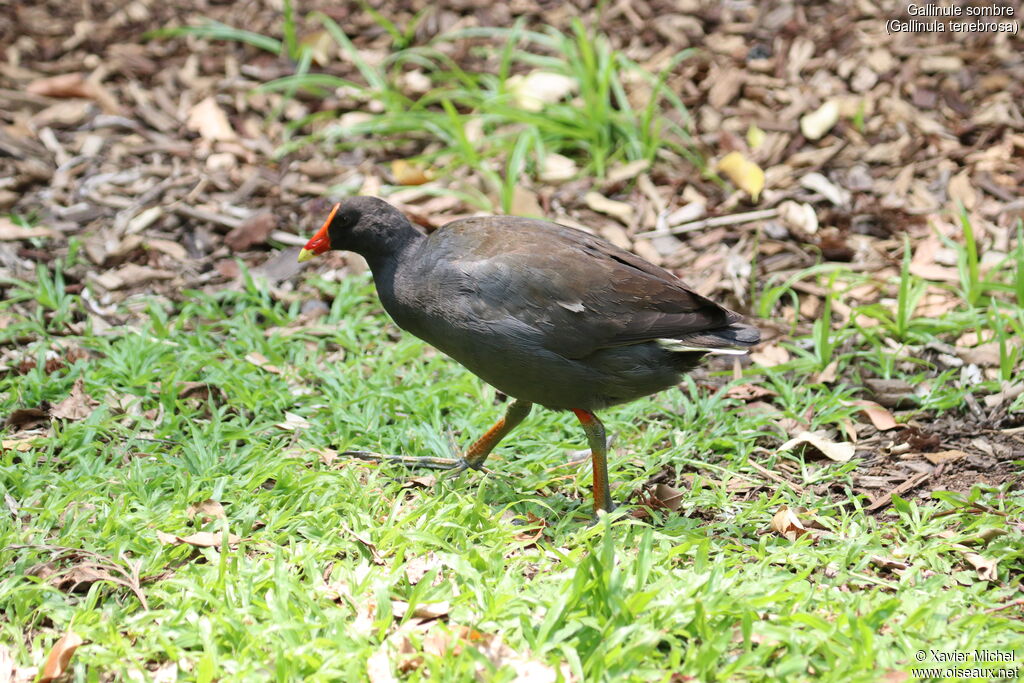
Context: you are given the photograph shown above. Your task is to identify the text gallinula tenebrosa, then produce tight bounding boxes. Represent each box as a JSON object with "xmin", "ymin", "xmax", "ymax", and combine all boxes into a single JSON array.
[{"xmin": 298, "ymin": 197, "xmax": 759, "ymax": 514}]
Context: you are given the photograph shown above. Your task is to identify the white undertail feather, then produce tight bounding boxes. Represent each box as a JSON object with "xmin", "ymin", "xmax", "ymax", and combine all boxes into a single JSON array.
[{"xmin": 655, "ymin": 339, "xmax": 750, "ymax": 355}]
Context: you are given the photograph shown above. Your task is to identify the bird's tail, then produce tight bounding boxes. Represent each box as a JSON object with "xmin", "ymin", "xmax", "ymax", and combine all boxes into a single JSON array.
[{"xmin": 656, "ymin": 321, "xmax": 760, "ymax": 356}]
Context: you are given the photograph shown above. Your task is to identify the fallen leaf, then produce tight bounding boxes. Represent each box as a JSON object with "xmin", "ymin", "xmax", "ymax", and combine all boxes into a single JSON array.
[
  {"xmin": 800, "ymin": 100, "xmax": 840, "ymax": 140},
  {"xmin": 956, "ymin": 342, "xmax": 1001, "ymax": 367},
  {"xmin": 750, "ymin": 343, "xmax": 790, "ymax": 367},
  {"xmin": 779, "ymin": 431, "xmax": 855, "ymax": 463},
  {"xmin": 512, "ymin": 513, "xmax": 548, "ymax": 545},
  {"xmin": 584, "ymin": 192, "xmax": 634, "ymax": 224},
  {"xmin": 746, "ymin": 124, "xmax": 765, "ymax": 149},
  {"xmin": 391, "ymin": 600, "xmax": 450, "ymax": 620},
  {"xmin": 717, "ymin": 152, "xmax": 765, "ymax": 201},
  {"xmin": 38, "ymin": 631, "xmax": 84, "ymax": 683},
  {"xmin": 51, "ymin": 378, "xmax": 97, "ymax": 421},
  {"xmin": 724, "ymin": 384, "xmax": 778, "ymax": 402},
  {"xmin": 4, "ymin": 408, "xmax": 49, "ymax": 431},
  {"xmin": 777, "ymin": 200, "xmax": 819, "ymax": 235},
  {"xmin": 26, "ymin": 73, "xmax": 119, "ymax": 113},
  {"xmin": 177, "ymin": 382, "xmax": 223, "ymax": 402},
  {"xmin": 187, "ymin": 97, "xmax": 237, "ymax": 142},
  {"xmin": 800, "ymin": 172, "xmax": 849, "ymax": 207},
  {"xmin": 770, "ymin": 505, "xmax": 810, "ymax": 541},
  {"xmin": 224, "ymin": 213, "xmax": 276, "ymax": 251},
  {"xmin": 506, "ymin": 71, "xmax": 576, "ymax": 111},
  {"xmin": 186, "ymin": 498, "xmax": 226, "ymax": 521},
  {"xmin": 923, "ymin": 450, "xmax": 967, "ymax": 465},
  {"xmin": 605, "ymin": 159, "xmax": 650, "ymax": 184},
  {"xmin": 401, "ymin": 475, "xmax": 437, "ymax": 489},
  {"xmin": 539, "ymin": 153, "xmax": 578, "ymax": 183},
  {"xmin": 2, "ymin": 435, "xmax": 40, "ymax": 452},
  {"xmin": 390, "ymin": 160, "xmax": 434, "ymax": 186},
  {"xmin": 0, "ymin": 217, "xmax": 57, "ymax": 240},
  {"xmin": 510, "ymin": 186, "xmax": 543, "ymax": 217},
  {"xmin": 813, "ymin": 360, "xmax": 840, "ymax": 383},
  {"xmin": 93, "ymin": 263, "xmax": 176, "ymax": 290},
  {"xmin": 849, "ymin": 400, "xmax": 898, "ymax": 430},
  {"xmin": 157, "ymin": 530, "xmax": 241, "ymax": 548},
  {"xmin": 963, "ymin": 552, "xmax": 998, "ymax": 581},
  {"xmin": 404, "ymin": 552, "xmax": 442, "ymax": 585},
  {"xmin": 366, "ymin": 647, "xmax": 398, "ymax": 683},
  {"xmin": 275, "ymin": 412, "xmax": 310, "ymax": 431},
  {"xmin": 245, "ymin": 352, "xmax": 281, "ymax": 374}
]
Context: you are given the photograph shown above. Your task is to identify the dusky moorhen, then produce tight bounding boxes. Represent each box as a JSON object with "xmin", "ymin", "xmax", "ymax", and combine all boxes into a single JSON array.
[{"xmin": 298, "ymin": 197, "xmax": 759, "ymax": 514}]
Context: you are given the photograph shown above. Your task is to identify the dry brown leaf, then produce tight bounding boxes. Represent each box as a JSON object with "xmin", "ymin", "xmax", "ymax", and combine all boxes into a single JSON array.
[
  {"xmin": 4, "ymin": 408, "xmax": 49, "ymax": 431},
  {"xmin": 652, "ymin": 483, "xmax": 685, "ymax": 512},
  {"xmin": 186, "ymin": 498, "xmax": 226, "ymax": 521},
  {"xmin": 813, "ymin": 360, "xmax": 840, "ymax": 384},
  {"xmin": 275, "ymin": 412, "xmax": 311, "ymax": 431},
  {"xmin": 38, "ymin": 631, "xmax": 84, "ymax": 683},
  {"xmin": 584, "ymin": 192, "xmax": 634, "ymax": 225},
  {"xmin": 404, "ymin": 552, "xmax": 442, "ymax": 585},
  {"xmin": 724, "ymin": 384, "xmax": 778, "ymax": 402},
  {"xmin": 717, "ymin": 152, "xmax": 764, "ymax": 201},
  {"xmin": 93, "ymin": 263, "xmax": 176, "ymax": 290},
  {"xmin": 850, "ymin": 400, "xmax": 898, "ymax": 431},
  {"xmin": 506, "ymin": 71, "xmax": 576, "ymax": 111},
  {"xmin": 956, "ymin": 342, "xmax": 1001, "ymax": 367},
  {"xmin": 510, "ymin": 187, "xmax": 543, "ymax": 217},
  {"xmin": 224, "ymin": 213, "xmax": 276, "ymax": 251},
  {"xmin": 366, "ymin": 647, "xmax": 398, "ymax": 683},
  {"xmin": 391, "ymin": 600, "xmax": 450, "ymax": 620},
  {"xmin": 770, "ymin": 505, "xmax": 810, "ymax": 541},
  {"xmin": 539, "ymin": 153, "xmax": 578, "ymax": 183},
  {"xmin": 2, "ymin": 435, "xmax": 41, "ymax": 452},
  {"xmin": 401, "ymin": 475, "xmax": 438, "ymax": 489},
  {"xmin": 157, "ymin": 530, "xmax": 241, "ymax": 548},
  {"xmin": 0, "ymin": 217, "xmax": 57, "ymax": 240},
  {"xmin": 177, "ymin": 382, "xmax": 222, "ymax": 402},
  {"xmin": 606, "ymin": 159, "xmax": 650, "ymax": 184},
  {"xmin": 513, "ymin": 512, "xmax": 548, "ymax": 545},
  {"xmin": 750, "ymin": 344, "xmax": 790, "ymax": 368},
  {"xmin": 963, "ymin": 552, "xmax": 998, "ymax": 581},
  {"xmin": 922, "ymin": 450, "xmax": 967, "ymax": 465},
  {"xmin": 245, "ymin": 352, "xmax": 281, "ymax": 374},
  {"xmin": 187, "ymin": 97, "xmax": 237, "ymax": 142},
  {"xmin": 50, "ymin": 378, "xmax": 97, "ymax": 421},
  {"xmin": 779, "ymin": 431, "xmax": 855, "ymax": 463},
  {"xmin": 27, "ymin": 73, "xmax": 89, "ymax": 97}
]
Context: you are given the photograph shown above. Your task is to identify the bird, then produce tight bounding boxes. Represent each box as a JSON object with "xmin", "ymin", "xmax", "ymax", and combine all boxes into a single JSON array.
[{"xmin": 298, "ymin": 196, "xmax": 759, "ymax": 515}]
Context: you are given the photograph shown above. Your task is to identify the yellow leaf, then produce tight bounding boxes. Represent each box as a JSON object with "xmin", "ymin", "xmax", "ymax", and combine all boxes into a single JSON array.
[
  {"xmin": 746, "ymin": 124, "xmax": 765, "ymax": 150},
  {"xmin": 391, "ymin": 160, "xmax": 433, "ymax": 186},
  {"xmin": 717, "ymin": 152, "xmax": 765, "ymax": 201}
]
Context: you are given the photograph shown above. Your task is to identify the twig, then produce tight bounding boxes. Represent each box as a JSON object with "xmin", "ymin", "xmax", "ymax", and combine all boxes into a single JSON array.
[
  {"xmin": 635, "ymin": 208, "xmax": 779, "ymax": 239},
  {"xmin": 865, "ymin": 465, "xmax": 943, "ymax": 512},
  {"xmin": 985, "ymin": 598, "xmax": 1024, "ymax": 615},
  {"xmin": 747, "ymin": 459, "xmax": 805, "ymax": 494}
]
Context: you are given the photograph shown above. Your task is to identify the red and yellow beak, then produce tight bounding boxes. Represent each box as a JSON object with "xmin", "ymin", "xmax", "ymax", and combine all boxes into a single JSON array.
[{"xmin": 297, "ymin": 203, "xmax": 339, "ymax": 263}]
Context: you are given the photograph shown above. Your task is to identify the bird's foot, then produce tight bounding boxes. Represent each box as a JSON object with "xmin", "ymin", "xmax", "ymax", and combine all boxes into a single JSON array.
[{"xmin": 340, "ymin": 450, "xmax": 489, "ymax": 475}]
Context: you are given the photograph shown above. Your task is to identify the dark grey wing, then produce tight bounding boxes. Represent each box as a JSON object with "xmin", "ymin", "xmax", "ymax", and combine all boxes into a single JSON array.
[{"xmin": 434, "ymin": 217, "xmax": 756, "ymax": 359}]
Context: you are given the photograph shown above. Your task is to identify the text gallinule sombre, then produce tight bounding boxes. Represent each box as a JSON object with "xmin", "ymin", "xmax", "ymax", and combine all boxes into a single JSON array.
[{"xmin": 299, "ymin": 197, "xmax": 759, "ymax": 515}]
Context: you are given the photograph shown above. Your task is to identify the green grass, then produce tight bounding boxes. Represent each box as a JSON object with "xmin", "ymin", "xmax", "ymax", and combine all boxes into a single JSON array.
[{"xmin": 2, "ymin": 263, "xmax": 1022, "ymax": 681}]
